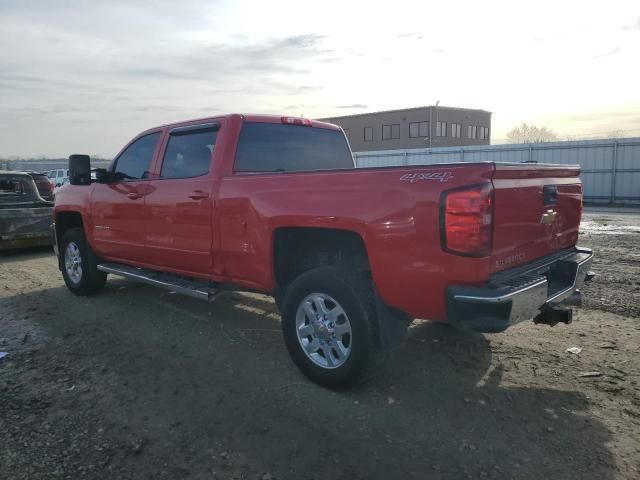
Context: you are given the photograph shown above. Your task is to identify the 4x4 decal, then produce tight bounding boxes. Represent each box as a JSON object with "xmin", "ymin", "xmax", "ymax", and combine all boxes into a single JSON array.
[{"xmin": 400, "ymin": 172, "xmax": 454, "ymax": 183}]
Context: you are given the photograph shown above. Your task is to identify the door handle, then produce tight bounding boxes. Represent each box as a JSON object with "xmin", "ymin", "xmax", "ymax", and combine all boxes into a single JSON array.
[
  {"xmin": 188, "ymin": 190, "xmax": 209, "ymax": 200},
  {"xmin": 127, "ymin": 192, "xmax": 142, "ymax": 200}
]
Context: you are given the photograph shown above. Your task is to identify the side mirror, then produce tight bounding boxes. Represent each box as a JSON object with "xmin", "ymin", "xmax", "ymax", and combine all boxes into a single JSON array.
[{"xmin": 69, "ymin": 154, "xmax": 91, "ymax": 185}]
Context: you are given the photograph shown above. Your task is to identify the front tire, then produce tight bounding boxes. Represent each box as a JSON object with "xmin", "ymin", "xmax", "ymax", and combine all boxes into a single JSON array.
[
  {"xmin": 281, "ymin": 266, "xmax": 381, "ymax": 389},
  {"xmin": 60, "ymin": 227, "xmax": 106, "ymax": 296}
]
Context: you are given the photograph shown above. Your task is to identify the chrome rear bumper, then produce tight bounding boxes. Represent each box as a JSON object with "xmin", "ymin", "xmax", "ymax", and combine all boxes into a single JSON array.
[{"xmin": 447, "ymin": 247, "xmax": 594, "ymax": 333}]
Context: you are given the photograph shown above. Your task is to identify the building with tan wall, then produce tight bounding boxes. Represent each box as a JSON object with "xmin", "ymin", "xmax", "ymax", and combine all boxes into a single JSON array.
[{"xmin": 319, "ymin": 105, "xmax": 491, "ymax": 152}]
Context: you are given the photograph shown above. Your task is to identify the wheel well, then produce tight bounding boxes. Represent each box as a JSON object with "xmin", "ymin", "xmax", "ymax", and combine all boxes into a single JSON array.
[
  {"xmin": 273, "ymin": 227, "xmax": 370, "ymax": 288},
  {"xmin": 55, "ymin": 211, "xmax": 83, "ymax": 244}
]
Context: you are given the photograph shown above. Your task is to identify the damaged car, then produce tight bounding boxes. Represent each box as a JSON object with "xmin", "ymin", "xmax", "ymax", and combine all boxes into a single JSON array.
[{"xmin": 0, "ymin": 171, "xmax": 54, "ymax": 251}]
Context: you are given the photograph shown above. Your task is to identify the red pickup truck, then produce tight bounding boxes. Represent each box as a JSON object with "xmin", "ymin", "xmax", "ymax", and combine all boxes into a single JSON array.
[{"xmin": 53, "ymin": 114, "xmax": 593, "ymax": 387}]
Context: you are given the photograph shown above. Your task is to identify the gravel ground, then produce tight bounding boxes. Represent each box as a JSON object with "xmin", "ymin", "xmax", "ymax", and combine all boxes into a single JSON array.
[{"xmin": 1, "ymin": 208, "xmax": 639, "ymax": 480}]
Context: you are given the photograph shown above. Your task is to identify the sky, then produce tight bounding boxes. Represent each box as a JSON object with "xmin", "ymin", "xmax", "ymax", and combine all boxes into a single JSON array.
[{"xmin": 0, "ymin": 0, "xmax": 639, "ymax": 158}]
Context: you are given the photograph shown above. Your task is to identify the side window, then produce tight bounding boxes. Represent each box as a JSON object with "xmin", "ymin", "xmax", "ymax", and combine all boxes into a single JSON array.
[
  {"xmin": 113, "ymin": 132, "xmax": 161, "ymax": 181},
  {"xmin": 160, "ymin": 128, "xmax": 217, "ymax": 179}
]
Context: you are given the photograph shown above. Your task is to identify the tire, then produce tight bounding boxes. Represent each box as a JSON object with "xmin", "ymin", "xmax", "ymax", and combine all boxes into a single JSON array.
[
  {"xmin": 281, "ymin": 266, "xmax": 381, "ymax": 389},
  {"xmin": 60, "ymin": 227, "xmax": 107, "ymax": 296}
]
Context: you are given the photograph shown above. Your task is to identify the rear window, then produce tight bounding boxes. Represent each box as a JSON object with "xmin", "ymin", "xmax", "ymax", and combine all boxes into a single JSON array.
[
  {"xmin": 234, "ymin": 122, "xmax": 353, "ymax": 173},
  {"xmin": 0, "ymin": 178, "xmax": 30, "ymax": 195}
]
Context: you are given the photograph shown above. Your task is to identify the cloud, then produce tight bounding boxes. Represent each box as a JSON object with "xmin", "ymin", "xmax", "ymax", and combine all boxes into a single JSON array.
[
  {"xmin": 593, "ymin": 46, "xmax": 621, "ymax": 59},
  {"xmin": 0, "ymin": 0, "xmax": 638, "ymax": 157},
  {"xmin": 0, "ymin": 1, "xmax": 334, "ymax": 157},
  {"xmin": 95, "ymin": 34, "xmax": 330, "ymax": 80},
  {"xmin": 396, "ymin": 32, "xmax": 424, "ymax": 40},
  {"xmin": 335, "ymin": 104, "xmax": 368, "ymax": 109},
  {"xmin": 623, "ymin": 17, "xmax": 640, "ymax": 31},
  {"xmin": 0, "ymin": 19, "xmax": 330, "ymax": 111},
  {"xmin": 564, "ymin": 110, "xmax": 640, "ymax": 123}
]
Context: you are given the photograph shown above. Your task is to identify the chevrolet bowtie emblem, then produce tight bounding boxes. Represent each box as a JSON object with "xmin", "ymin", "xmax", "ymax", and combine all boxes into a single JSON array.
[{"xmin": 540, "ymin": 209, "xmax": 558, "ymax": 225}]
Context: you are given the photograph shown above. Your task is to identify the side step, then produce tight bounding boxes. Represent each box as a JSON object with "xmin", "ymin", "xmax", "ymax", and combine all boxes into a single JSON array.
[{"xmin": 97, "ymin": 263, "xmax": 221, "ymax": 302}]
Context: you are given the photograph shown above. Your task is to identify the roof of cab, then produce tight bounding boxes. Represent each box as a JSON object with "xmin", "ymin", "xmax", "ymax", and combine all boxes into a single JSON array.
[{"xmin": 147, "ymin": 114, "xmax": 341, "ymax": 134}]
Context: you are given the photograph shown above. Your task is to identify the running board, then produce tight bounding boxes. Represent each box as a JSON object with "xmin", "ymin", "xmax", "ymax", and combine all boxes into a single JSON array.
[{"xmin": 97, "ymin": 263, "xmax": 221, "ymax": 302}]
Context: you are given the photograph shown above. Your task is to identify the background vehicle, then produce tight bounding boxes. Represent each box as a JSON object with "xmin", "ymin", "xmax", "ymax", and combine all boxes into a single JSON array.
[
  {"xmin": 0, "ymin": 171, "xmax": 53, "ymax": 250},
  {"xmin": 47, "ymin": 168, "xmax": 69, "ymax": 187},
  {"xmin": 53, "ymin": 176, "xmax": 70, "ymax": 195},
  {"xmin": 52, "ymin": 114, "xmax": 593, "ymax": 387},
  {"xmin": 24, "ymin": 170, "xmax": 55, "ymax": 201}
]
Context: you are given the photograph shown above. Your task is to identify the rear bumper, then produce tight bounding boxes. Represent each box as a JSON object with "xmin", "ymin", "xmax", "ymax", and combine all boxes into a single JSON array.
[
  {"xmin": 0, "ymin": 232, "xmax": 52, "ymax": 251},
  {"xmin": 447, "ymin": 247, "xmax": 594, "ymax": 333},
  {"xmin": 0, "ymin": 206, "xmax": 53, "ymax": 251}
]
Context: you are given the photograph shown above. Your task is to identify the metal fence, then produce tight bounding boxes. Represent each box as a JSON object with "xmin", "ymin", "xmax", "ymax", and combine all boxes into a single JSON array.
[
  {"xmin": 354, "ymin": 137, "xmax": 640, "ymax": 205},
  {"xmin": 3, "ymin": 138, "xmax": 639, "ymax": 204},
  {"xmin": 1, "ymin": 159, "xmax": 111, "ymax": 172}
]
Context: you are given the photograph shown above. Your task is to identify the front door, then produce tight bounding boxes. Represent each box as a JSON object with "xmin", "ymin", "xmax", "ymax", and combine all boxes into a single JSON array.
[
  {"xmin": 143, "ymin": 124, "xmax": 217, "ymax": 276},
  {"xmin": 91, "ymin": 131, "xmax": 161, "ymax": 262}
]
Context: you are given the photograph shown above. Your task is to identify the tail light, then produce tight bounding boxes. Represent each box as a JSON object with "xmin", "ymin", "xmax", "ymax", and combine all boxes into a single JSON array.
[
  {"xmin": 281, "ymin": 116, "xmax": 312, "ymax": 126},
  {"xmin": 578, "ymin": 183, "xmax": 584, "ymax": 225},
  {"xmin": 440, "ymin": 183, "xmax": 494, "ymax": 257}
]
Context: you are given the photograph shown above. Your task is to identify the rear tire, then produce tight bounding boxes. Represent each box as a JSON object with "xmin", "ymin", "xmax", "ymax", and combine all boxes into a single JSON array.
[
  {"xmin": 281, "ymin": 266, "xmax": 381, "ymax": 389},
  {"xmin": 60, "ymin": 227, "xmax": 107, "ymax": 296}
]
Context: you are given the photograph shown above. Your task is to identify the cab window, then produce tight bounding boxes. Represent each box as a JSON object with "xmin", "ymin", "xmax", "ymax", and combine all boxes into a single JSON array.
[
  {"xmin": 160, "ymin": 127, "xmax": 217, "ymax": 179},
  {"xmin": 113, "ymin": 132, "xmax": 161, "ymax": 181}
]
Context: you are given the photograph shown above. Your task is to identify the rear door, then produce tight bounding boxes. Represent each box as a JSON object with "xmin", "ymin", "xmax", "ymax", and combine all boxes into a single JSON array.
[
  {"xmin": 143, "ymin": 123, "xmax": 217, "ymax": 276},
  {"xmin": 489, "ymin": 163, "xmax": 582, "ymax": 273},
  {"xmin": 91, "ymin": 131, "xmax": 161, "ymax": 262}
]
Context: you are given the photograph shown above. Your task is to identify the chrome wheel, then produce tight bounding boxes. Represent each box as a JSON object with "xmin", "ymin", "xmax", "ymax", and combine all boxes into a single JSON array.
[
  {"xmin": 296, "ymin": 293, "xmax": 353, "ymax": 369},
  {"xmin": 64, "ymin": 242, "xmax": 83, "ymax": 284}
]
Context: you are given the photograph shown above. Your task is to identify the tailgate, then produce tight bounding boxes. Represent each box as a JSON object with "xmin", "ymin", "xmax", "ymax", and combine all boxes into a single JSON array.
[
  {"xmin": 0, "ymin": 206, "xmax": 53, "ymax": 239},
  {"xmin": 490, "ymin": 163, "xmax": 582, "ymax": 274}
]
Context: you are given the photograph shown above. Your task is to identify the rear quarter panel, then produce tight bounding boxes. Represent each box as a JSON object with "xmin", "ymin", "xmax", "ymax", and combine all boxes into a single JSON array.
[{"xmin": 217, "ymin": 163, "xmax": 495, "ymax": 320}]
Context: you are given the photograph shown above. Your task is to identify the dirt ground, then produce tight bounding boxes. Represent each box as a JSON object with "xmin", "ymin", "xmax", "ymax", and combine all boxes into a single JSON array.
[{"xmin": 1, "ymin": 208, "xmax": 639, "ymax": 480}]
